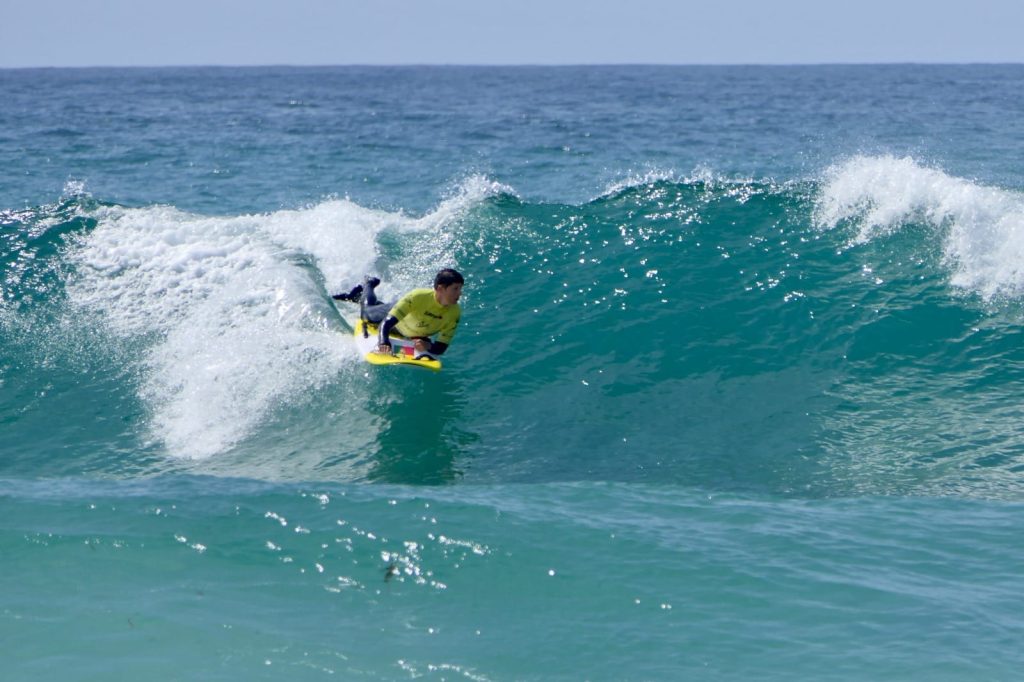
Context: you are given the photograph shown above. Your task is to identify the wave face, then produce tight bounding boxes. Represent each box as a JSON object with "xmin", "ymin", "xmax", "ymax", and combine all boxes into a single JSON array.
[{"xmin": 3, "ymin": 157, "xmax": 1024, "ymax": 497}]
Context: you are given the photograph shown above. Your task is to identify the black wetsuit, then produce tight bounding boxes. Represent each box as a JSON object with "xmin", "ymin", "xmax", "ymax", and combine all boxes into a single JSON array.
[{"xmin": 359, "ymin": 279, "xmax": 392, "ymax": 324}]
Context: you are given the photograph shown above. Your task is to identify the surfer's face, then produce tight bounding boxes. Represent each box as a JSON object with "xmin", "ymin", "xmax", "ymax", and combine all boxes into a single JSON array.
[{"xmin": 435, "ymin": 282, "xmax": 463, "ymax": 306}]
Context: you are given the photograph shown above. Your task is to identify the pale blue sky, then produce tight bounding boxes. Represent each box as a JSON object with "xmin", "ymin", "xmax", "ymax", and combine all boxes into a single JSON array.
[{"xmin": 3, "ymin": 0, "xmax": 1023, "ymax": 68}]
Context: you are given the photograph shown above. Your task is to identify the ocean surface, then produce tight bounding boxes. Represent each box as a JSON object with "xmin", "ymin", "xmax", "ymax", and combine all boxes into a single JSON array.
[{"xmin": 3, "ymin": 65, "xmax": 1024, "ymax": 680}]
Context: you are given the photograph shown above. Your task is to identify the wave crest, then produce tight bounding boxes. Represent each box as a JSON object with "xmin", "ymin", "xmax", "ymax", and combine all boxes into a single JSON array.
[{"xmin": 814, "ymin": 154, "xmax": 1024, "ymax": 301}]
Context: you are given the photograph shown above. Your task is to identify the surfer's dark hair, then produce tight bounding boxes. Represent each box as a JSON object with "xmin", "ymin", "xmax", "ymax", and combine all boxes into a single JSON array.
[{"xmin": 434, "ymin": 268, "xmax": 464, "ymax": 288}]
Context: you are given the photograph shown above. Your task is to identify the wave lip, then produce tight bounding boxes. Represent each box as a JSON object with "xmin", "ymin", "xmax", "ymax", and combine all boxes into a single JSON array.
[
  {"xmin": 410, "ymin": 174, "xmax": 517, "ymax": 232},
  {"xmin": 815, "ymin": 154, "xmax": 1024, "ymax": 301}
]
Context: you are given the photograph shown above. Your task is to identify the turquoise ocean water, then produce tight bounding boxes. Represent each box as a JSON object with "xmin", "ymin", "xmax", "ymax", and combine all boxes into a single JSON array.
[{"xmin": 3, "ymin": 65, "xmax": 1024, "ymax": 679}]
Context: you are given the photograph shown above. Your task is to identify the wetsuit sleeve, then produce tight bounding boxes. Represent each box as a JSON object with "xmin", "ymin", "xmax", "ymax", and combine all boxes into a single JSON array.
[
  {"xmin": 378, "ymin": 315, "xmax": 399, "ymax": 347},
  {"xmin": 378, "ymin": 290, "xmax": 415, "ymax": 347},
  {"xmin": 427, "ymin": 341, "xmax": 448, "ymax": 355}
]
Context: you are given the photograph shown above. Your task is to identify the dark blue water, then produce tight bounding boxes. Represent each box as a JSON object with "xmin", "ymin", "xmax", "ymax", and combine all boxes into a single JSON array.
[{"xmin": 3, "ymin": 65, "xmax": 1024, "ymax": 680}]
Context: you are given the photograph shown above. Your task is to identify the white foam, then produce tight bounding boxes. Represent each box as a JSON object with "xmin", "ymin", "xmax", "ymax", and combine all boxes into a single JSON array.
[
  {"xmin": 62, "ymin": 181, "xmax": 498, "ymax": 459},
  {"xmin": 814, "ymin": 155, "xmax": 1024, "ymax": 301},
  {"xmin": 140, "ymin": 272, "xmax": 347, "ymax": 460},
  {"xmin": 64, "ymin": 199, "xmax": 399, "ymax": 458}
]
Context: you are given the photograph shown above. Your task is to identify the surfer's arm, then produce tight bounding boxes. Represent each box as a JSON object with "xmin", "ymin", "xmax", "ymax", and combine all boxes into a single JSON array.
[
  {"xmin": 423, "ymin": 340, "xmax": 448, "ymax": 355},
  {"xmin": 377, "ymin": 315, "xmax": 399, "ymax": 352},
  {"xmin": 377, "ymin": 290, "xmax": 418, "ymax": 352}
]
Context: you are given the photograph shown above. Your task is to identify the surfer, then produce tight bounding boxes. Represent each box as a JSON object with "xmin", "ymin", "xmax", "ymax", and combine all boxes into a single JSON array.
[{"xmin": 333, "ymin": 269, "xmax": 464, "ymax": 356}]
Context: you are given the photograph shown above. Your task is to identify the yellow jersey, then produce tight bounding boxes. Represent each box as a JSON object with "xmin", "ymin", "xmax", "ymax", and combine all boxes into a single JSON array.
[{"xmin": 389, "ymin": 288, "xmax": 461, "ymax": 344}]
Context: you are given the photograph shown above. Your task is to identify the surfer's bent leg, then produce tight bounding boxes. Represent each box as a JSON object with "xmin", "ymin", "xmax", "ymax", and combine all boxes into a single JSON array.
[
  {"xmin": 332, "ymin": 276, "xmax": 383, "ymax": 304},
  {"xmin": 359, "ymin": 277, "xmax": 393, "ymax": 322},
  {"xmin": 362, "ymin": 302, "xmax": 393, "ymax": 323},
  {"xmin": 362, "ymin": 276, "xmax": 383, "ymax": 305}
]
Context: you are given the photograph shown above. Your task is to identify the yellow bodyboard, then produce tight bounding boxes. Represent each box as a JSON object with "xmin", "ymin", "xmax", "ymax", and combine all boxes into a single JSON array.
[{"xmin": 353, "ymin": 320, "xmax": 442, "ymax": 372}]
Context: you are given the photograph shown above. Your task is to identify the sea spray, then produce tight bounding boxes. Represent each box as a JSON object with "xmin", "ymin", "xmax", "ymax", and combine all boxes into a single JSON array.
[{"xmin": 815, "ymin": 154, "xmax": 1024, "ymax": 301}]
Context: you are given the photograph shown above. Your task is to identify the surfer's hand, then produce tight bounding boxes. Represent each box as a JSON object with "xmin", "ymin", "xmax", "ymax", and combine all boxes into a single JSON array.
[{"xmin": 376, "ymin": 344, "xmax": 393, "ymax": 355}]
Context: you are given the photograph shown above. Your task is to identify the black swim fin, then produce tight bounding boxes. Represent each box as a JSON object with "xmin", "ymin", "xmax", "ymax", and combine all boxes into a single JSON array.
[{"xmin": 332, "ymin": 284, "xmax": 364, "ymax": 302}]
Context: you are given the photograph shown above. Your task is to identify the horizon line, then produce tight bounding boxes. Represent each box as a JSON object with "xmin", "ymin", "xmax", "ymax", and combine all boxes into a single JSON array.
[{"xmin": 4, "ymin": 60, "xmax": 1024, "ymax": 71}]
